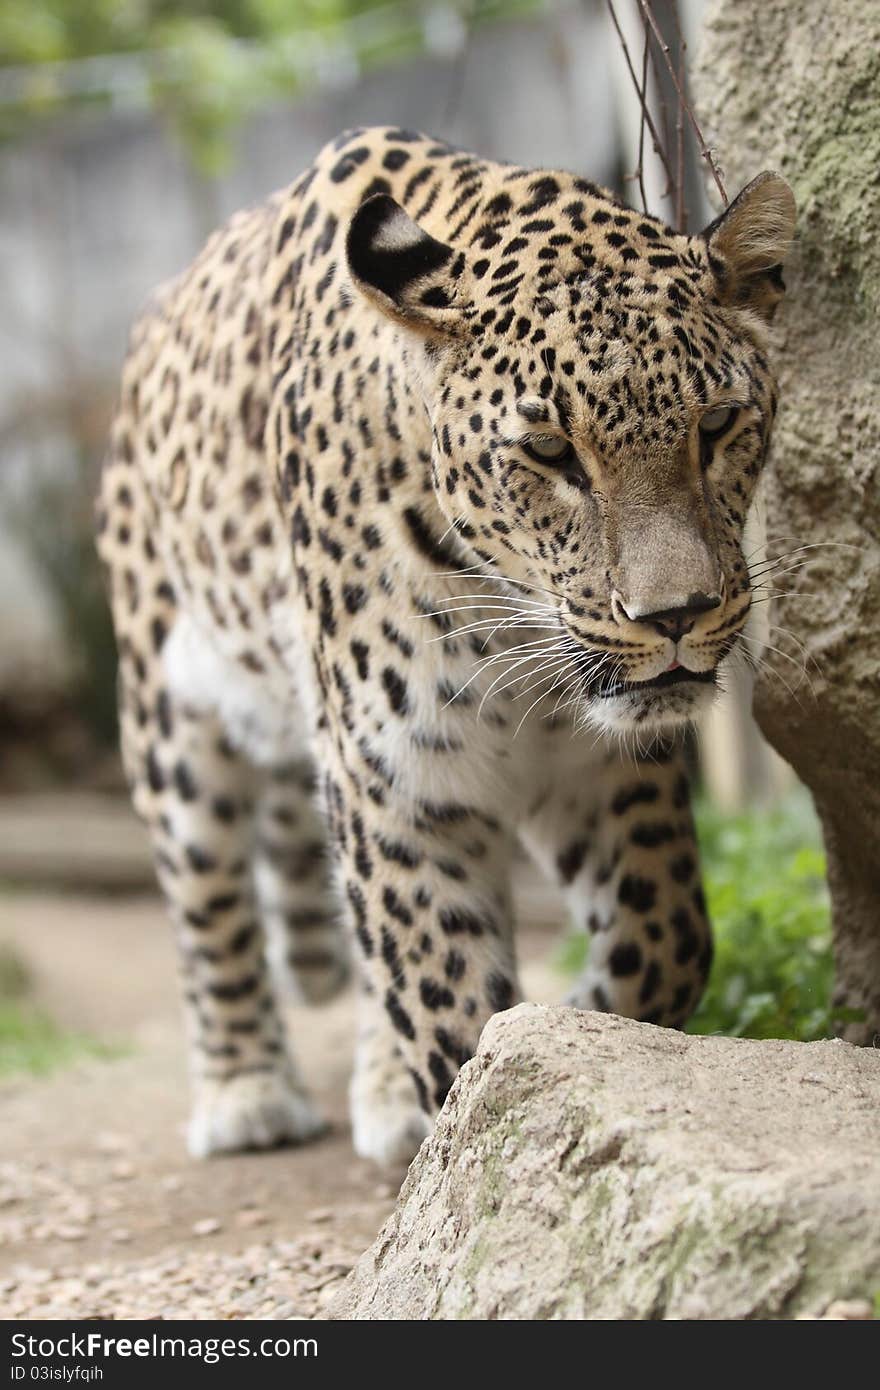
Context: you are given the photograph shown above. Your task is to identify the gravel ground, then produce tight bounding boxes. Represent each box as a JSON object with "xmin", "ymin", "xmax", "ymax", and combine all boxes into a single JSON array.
[
  {"xmin": 2, "ymin": 1237, "xmax": 362, "ymax": 1320},
  {"xmin": 0, "ymin": 883, "xmax": 560, "ymax": 1321},
  {"xmin": 0, "ymin": 890, "xmax": 405, "ymax": 1320}
]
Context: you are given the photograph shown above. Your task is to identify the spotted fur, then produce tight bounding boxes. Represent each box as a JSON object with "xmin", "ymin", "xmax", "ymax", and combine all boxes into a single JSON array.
[{"xmin": 97, "ymin": 129, "xmax": 795, "ymax": 1163}]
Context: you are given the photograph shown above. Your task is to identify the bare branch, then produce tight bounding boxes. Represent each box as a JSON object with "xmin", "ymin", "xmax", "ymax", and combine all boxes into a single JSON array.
[
  {"xmin": 637, "ymin": 0, "xmax": 729, "ymax": 208},
  {"xmin": 636, "ymin": 18, "xmax": 649, "ymax": 214},
  {"xmin": 673, "ymin": 1, "xmax": 686, "ymax": 230},
  {"xmin": 646, "ymin": 25, "xmax": 672, "ymax": 201},
  {"xmin": 605, "ymin": 1, "xmax": 676, "ymax": 198}
]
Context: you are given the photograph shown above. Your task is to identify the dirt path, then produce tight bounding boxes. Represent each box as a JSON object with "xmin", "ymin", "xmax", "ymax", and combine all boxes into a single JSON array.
[{"xmin": 0, "ymin": 881, "xmax": 562, "ymax": 1319}]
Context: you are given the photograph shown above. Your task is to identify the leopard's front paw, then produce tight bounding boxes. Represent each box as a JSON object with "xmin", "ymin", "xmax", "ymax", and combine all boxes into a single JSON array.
[
  {"xmin": 188, "ymin": 1071, "xmax": 326, "ymax": 1158},
  {"xmin": 350, "ymin": 1091, "xmax": 432, "ymax": 1168}
]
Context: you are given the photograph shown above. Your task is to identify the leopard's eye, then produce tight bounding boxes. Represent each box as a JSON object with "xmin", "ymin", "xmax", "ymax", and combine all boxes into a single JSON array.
[
  {"xmin": 523, "ymin": 434, "xmax": 574, "ymax": 466},
  {"xmin": 699, "ymin": 405, "xmax": 738, "ymax": 438}
]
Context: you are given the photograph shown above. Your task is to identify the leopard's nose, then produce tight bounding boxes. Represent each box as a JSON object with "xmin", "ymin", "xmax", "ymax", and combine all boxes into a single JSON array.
[{"xmin": 617, "ymin": 592, "xmax": 722, "ymax": 642}]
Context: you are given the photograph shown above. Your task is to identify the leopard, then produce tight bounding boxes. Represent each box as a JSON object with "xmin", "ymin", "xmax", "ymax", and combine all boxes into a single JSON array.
[{"xmin": 96, "ymin": 126, "xmax": 796, "ymax": 1167}]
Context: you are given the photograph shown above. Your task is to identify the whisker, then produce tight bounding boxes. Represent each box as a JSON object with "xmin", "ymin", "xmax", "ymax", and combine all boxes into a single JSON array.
[
  {"xmin": 476, "ymin": 647, "xmax": 571, "ymax": 715},
  {"xmin": 740, "ymin": 632, "xmax": 813, "ymax": 700},
  {"xmin": 509, "ymin": 653, "xmax": 579, "ymax": 704},
  {"xmin": 768, "ymin": 623, "xmax": 823, "ymax": 679},
  {"xmin": 430, "ymin": 592, "xmax": 555, "ymax": 610},
  {"xmin": 513, "ymin": 659, "xmax": 582, "ymax": 737},
  {"xmin": 438, "ymin": 559, "xmax": 565, "ymax": 606}
]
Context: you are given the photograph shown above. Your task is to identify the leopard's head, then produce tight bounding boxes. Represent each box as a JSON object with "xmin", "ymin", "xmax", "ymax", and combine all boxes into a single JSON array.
[{"xmin": 346, "ymin": 169, "xmax": 795, "ymax": 734}]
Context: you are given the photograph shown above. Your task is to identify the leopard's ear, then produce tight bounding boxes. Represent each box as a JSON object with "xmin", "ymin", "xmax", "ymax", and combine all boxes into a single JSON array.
[
  {"xmin": 346, "ymin": 194, "xmax": 463, "ymax": 335},
  {"xmin": 702, "ymin": 172, "xmax": 796, "ymax": 321}
]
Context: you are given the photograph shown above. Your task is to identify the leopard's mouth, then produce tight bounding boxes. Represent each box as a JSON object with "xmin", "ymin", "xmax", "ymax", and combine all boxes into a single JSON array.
[{"xmin": 595, "ymin": 666, "xmax": 717, "ymax": 700}]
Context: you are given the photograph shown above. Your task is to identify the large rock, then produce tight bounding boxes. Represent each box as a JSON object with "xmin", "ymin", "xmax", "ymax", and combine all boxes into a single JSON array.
[
  {"xmin": 695, "ymin": 0, "xmax": 880, "ymax": 1041},
  {"xmin": 328, "ymin": 1005, "xmax": 880, "ymax": 1319}
]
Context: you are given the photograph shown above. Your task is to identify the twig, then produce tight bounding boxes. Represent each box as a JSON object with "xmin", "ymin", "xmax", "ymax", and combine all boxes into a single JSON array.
[
  {"xmin": 646, "ymin": 21, "xmax": 672, "ymax": 200},
  {"xmin": 636, "ymin": 18, "xmax": 649, "ymax": 213},
  {"xmin": 605, "ymin": 1, "xmax": 676, "ymax": 198},
  {"xmin": 673, "ymin": 0, "xmax": 685, "ymax": 229},
  {"xmin": 637, "ymin": 0, "xmax": 728, "ymax": 207}
]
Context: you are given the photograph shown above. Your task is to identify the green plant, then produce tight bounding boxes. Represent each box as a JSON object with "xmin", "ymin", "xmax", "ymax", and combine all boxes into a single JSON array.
[
  {"xmin": 0, "ymin": 1002, "xmax": 125, "ymax": 1077},
  {"xmin": 0, "ymin": 941, "xmax": 126, "ymax": 1076},
  {"xmin": 0, "ymin": 0, "xmax": 544, "ymax": 174},
  {"xmin": 686, "ymin": 790, "xmax": 840, "ymax": 1040}
]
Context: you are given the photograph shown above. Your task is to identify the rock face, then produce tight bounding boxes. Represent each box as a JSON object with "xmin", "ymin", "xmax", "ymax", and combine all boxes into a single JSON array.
[
  {"xmin": 328, "ymin": 1005, "xmax": 880, "ymax": 1320},
  {"xmin": 695, "ymin": 1, "xmax": 880, "ymax": 1042}
]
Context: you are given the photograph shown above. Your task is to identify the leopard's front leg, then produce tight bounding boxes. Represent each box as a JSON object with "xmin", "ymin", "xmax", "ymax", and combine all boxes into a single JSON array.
[
  {"xmin": 523, "ymin": 743, "xmax": 713, "ymax": 1028},
  {"xmin": 329, "ymin": 766, "xmax": 520, "ymax": 1165}
]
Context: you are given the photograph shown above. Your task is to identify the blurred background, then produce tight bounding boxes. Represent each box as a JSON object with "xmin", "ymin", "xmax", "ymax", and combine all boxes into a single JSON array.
[{"xmin": 0, "ymin": 0, "xmax": 829, "ymax": 1091}]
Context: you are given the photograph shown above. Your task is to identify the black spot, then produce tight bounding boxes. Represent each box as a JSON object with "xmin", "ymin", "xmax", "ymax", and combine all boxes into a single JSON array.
[
  {"xmin": 146, "ymin": 745, "xmax": 164, "ymax": 793},
  {"xmin": 351, "ymin": 812, "xmax": 373, "ymax": 880},
  {"xmin": 638, "ymin": 960, "xmax": 661, "ymax": 1003},
  {"xmin": 186, "ymin": 844, "xmax": 216, "ymax": 874},
  {"xmin": 612, "ymin": 783, "xmax": 660, "ymax": 816},
  {"xmin": 672, "ymin": 774, "xmax": 690, "ymax": 809},
  {"xmin": 383, "ymin": 147, "xmax": 410, "ymax": 171},
  {"xmin": 410, "ymin": 1067, "xmax": 430, "ymax": 1114},
  {"xmin": 609, "ymin": 942, "xmax": 643, "ymax": 977},
  {"xmin": 377, "ymin": 837, "xmax": 421, "ymax": 869},
  {"xmin": 671, "ymin": 907, "xmax": 700, "ymax": 965},
  {"xmin": 385, "ymin": 988, "xmax": 415, "ymax": 1040},
  {"xmin": 343, "ymin": 583, "xmax": 368, "ymax": 614},
  {"xmin": 318, "ymin": 577, "xmax": 336, "ymax": 636},
  {"xmin": 276, "ymin": 215, "xmax": 296, "ymax": 252},
  {"xmin": 486, "ymin": 972, "xmax": 514, "ymax": 1011},
  {"xmin": 402, "ymin": 505, "xmax": 466, "ymax": 571},
  {"xmin": 421, "ymin": 285, "xmax": 449, "ymax": 308},
  {"xmin": 331, "ymin": 145, "xmax": 370, "ymax": 183},
  {"xmin": 439, "ymin": 906, "xmax": 488, "ymax": 936},
  {"xmin": 630, "ymin": 821, "xmax": 676, "ymax": 849},
  {"xmin": 151, "ymin": 618, "xmax": 167, "ymax": 654},
  {"xmin": 556, "ymin": 839, "xmax": 589, "ymax": 884},
  {"xmin": 229, "ymin": 924, "xmax": 257, "ymax": 955},
  {"xmin": 672, "ymin": 982, "xmax": 692, "ymax": 1013},
  {"xmin": 206, "ymin": 892, "xmax": 239, "ymax": 914},
  {"xmin": 156, "ymin": 690, "xmax": 173, "ymax": 739},
  {"xmin": 383, "ymin": 885, "xmax": 413, "ymax": 926},
  {"xmin": 434, "ymin": 1027, "xmax": 471, "ymax": 1067},
  {"xmin": 427, "ymin": 1050, "xmax": 453, "ymax": 1105},
  {"xmin": 350, "ymin": 639, "xmax": 370, "ymax": 680},
  {"xmin": 419, "ymin": 801, "xmax": 473, "ymax": 824},
  {"xmin": 291, "ymin": 505, "xmax": 311, "ymax": 547},
  {"xmin": 207, "ymin": 974, "xmax": 258, "ymax": 1002},
  {"xmin": 670, "ymin": 852, "xmax": 695, "ymax": 883},
  {"xmin": 173, "ymin": 761, "xmax": 198, "ymax": 802},
  {"xmin": 421, "ymin": 978, "xmax": 454, "ymax": 1010},
  {"xmin": 444, "ymin": 949, "xmax": 466, "ymax": 981},
  {"xmin": 618, "ymin": 874, "xmax": 657, "ymax": 913},
  {"xmin": 381, "ymin": 926, "xmax": 406, "ymax": 989},
  {"xmin": 381, "ymin": 666, "xmax": 409, "ymax": 715}
]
